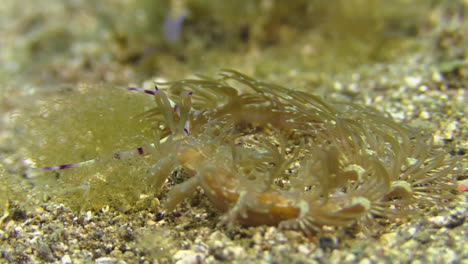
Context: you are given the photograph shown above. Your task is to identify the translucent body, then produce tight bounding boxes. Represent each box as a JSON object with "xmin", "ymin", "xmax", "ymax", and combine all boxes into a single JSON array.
[{"xmin": 142, "ymin": 70, "xmax": 459, "ymax": 233}]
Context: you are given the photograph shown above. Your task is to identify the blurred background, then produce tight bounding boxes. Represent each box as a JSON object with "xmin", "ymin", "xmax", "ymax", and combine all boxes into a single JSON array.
[{"xmin": 1, "ymin": 0, "xmax": 465, "ymax": 87}]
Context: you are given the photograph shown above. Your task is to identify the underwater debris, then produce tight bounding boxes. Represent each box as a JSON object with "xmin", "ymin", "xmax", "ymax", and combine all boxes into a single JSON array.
[
  {"xmin": 26, "ymin": 70, "xmax": 461, "ymax": 234},
  {"xmin": 163, "ymin": 14, "xmax": 186, "ymax": 43},
  {"xmin": 163, "ymin": 0, "xmax": 187, "ymax": 43}
]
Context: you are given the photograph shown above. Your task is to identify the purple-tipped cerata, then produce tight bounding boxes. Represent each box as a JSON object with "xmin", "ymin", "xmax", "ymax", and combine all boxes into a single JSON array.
[
  {"xmin": 39, "ymin": 163, "xmax": 80, "ymax": 171},
  {"xmin": 137, "ymin": 147, "xmax": 145, "ymax": 155},
  {"xmin": 128, "ymin": 87, "xmax": 156, "ymax": 96}
]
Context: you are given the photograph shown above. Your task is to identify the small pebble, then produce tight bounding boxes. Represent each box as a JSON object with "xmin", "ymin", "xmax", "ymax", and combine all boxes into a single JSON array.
[
  {"xmin": 173, "ymin": 250, "xmax": 204, "ymax": 264},
  {"xmin": 61, "ymin": 254, "xmax": 72, "ymax": 264},
  {"xmin": 429, "ymin": 216, "xmax": 448, "ymax": 228}
]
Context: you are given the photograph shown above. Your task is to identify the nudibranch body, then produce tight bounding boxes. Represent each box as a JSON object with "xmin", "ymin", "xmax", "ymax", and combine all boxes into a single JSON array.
[{"xmin": 33, "ymin": 70, "xmax": 460, "ymax": 234}]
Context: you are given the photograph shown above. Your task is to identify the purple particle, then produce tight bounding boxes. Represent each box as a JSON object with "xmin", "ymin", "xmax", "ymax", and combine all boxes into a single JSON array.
[
  {"xmin": 163, "ymin": 14, "xmax": 185, "ymax": 43},
  {"xmin": 137, "ymin": 147, "xmax": 144, "ymax": 155}
]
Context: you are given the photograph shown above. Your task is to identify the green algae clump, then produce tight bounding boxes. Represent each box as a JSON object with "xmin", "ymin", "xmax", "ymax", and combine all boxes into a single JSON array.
[{"xmin": 17, "ymin": 85, "xmax": 158, "ymax": 210}]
